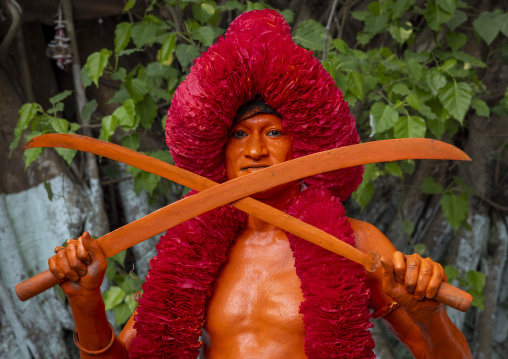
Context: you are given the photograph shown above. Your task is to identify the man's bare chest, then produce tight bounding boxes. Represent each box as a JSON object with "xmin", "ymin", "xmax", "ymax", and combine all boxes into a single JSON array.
[{"xmin": 204, "ymin": 227, "xmax": 305, "ymax": 353}]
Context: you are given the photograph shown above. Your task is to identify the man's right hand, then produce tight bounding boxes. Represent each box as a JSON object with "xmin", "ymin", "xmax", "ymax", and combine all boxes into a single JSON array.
[{"xmin": 48, "ymin": 231, "xmax": 107, "ymax": 298}]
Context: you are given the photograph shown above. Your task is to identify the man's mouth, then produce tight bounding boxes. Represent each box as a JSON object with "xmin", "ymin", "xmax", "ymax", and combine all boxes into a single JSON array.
[{"xmin": 241, "ymin": 165, "xmax": 269, "ymax": 172}]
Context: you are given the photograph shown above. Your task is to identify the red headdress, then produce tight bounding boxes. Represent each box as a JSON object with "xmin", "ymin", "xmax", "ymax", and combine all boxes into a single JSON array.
[
  {"xmin": 165, "ymin": 9, "xmax": 363, "ymax": 200},
  {"xmin": 130, "ymin": 10, "xmax": 374, "ymax": 358}
]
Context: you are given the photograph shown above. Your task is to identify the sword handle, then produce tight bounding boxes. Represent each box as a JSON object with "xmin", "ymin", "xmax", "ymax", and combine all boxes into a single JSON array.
[
  {"xmin": 435, "ymin": 282, "xmax": 473, "ymax": 312},
  {"xmin": 15, "ymin": 269, "xmax": 62, "ymax": 301}
]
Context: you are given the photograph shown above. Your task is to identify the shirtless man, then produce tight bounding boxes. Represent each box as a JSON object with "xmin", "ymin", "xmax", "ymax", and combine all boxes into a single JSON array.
[{"xmin": 47, "ymin": 10, "xmax": 472, "ymax": 359}]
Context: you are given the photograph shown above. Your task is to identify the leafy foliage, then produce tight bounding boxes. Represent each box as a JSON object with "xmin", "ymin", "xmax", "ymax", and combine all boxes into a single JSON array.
[{"xmin": 11, "ymin": 0, "xmax": 507, "ymax": 324}]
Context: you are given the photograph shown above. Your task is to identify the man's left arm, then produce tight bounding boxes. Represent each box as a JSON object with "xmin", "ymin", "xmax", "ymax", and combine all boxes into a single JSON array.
[{"xmin": 348, "ymin": 218, "xmax": 472, "ymax": 359}]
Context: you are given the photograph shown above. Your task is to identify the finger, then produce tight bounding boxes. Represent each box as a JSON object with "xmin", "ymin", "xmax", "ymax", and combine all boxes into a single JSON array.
[
  {"xmin": 48, "ymin": 256, "xmax": 65, "ymax": 280},
  {"xmin": 392, "ymin": 251, "xmax": 406, "ymax": 283},
  {"xmin": 66, "ymin": 241, "xmax": 87, "ymax": 276},
  {"xmin": 405, "ymin": 254, "xmax": 422, "ymax": 293},
  {"xmin": 380, "ymin": 256, "xmax": 397, "ymax": 293},
  {"xmin": 76, "ymin": 237, "xmax": 92, "ymax": 265},
  {"xmin": 414, "ymin": 258, "xmax": 433, "ymax": 300},
  {"xmin": 56, "ymin": 249, "xmax": 80, "ymax": 282},
  {"xmin": 426, "ymin": 260, "xmax": 444, "ymax": 299},
  {"xmin": 80, "ymin": 232, "xmax": 107, "ymax": 273}
]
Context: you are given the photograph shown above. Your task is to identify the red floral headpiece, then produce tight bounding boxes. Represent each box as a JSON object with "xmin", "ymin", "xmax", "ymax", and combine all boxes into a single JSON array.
[{"xmin": 166, "ymin": 9, "xmax": 363, "ymax": 200}]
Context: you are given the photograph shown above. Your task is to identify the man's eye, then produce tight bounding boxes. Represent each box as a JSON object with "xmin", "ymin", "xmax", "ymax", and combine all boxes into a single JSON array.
[
  {"xmin": 266, "ymin": 130, "xmax": 282, "ymax": 137},
  {"xmin": 231, "ymin": 131, "xmax": 247, "ymax": 139}
]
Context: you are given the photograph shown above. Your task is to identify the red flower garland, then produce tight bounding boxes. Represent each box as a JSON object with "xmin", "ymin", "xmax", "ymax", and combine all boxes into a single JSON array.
[{"xmin": 131, "ymin": 9, "xmax": 375, "ymax": 358}]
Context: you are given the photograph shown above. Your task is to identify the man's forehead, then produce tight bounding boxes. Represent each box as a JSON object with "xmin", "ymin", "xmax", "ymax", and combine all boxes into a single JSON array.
[{"xmin": 234, "ymin": 97, "xmax": 282, "ymax": 123}]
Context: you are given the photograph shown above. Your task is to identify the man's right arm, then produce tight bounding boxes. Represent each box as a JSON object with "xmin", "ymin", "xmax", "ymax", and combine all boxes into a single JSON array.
[{"xmin": 48, "ymin": 232, "xmax": 134, "ymax": 358}]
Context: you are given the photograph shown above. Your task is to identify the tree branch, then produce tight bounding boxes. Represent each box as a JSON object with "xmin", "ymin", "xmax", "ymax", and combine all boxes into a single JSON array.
[{"xmin": 322, "ymin": 0, "xmax": 340, "ymax": 61}]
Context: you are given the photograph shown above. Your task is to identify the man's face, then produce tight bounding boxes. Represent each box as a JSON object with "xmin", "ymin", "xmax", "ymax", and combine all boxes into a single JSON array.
[{"xmin": 225, "ymin": 113, "xmax": 293, "ymax": 181}]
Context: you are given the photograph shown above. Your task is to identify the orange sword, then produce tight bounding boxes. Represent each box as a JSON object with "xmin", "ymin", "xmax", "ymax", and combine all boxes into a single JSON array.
[{"xmin": 15, "ymin": 134, "xmax": 472, "ymax": 311}]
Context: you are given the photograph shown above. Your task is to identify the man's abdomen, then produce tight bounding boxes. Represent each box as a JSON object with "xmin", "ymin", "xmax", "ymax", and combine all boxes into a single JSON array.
[{"xmin": 203, "ymin": 228, "xmax": 306, "ymax": 358}]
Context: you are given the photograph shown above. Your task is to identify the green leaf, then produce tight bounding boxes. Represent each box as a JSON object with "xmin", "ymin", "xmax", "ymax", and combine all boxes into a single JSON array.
[
  {"xmin": 426, "ymin": 70, "xmax": 447, "ymax": 96},
  {"xmin": 192, "ymin": 26, "xmax": 216, "ymax": 46},
  {"xmin": 121, "ymin": 133, "xmax": 140, "ymax": 151},
  {"xmin": 496, "ymin": 13, "xmax": 508, "ymax": 37},
  {"xmin": 414, "ymin": 243, "xmax": 426, "ymax": 255},
  {"xmin": 115, "ymin": 22, "xmax": 132, "ymax": 55},
  {"xmin": 446, "ymin": 31, "xmax": 467, "ymax": 51},
  {"xmin": 280, "ymin": 9, "xmax": 295, "ymax": 24},
  {"xmin": 473, "ymin": 12, "xmax": 500, "ymax": 45},
  {"xmin": 24, "ymin": 147, "xmax": 43, "ymax": 170},
  {"xmin": 385, "ymin": 162, "xmax": 402, "ymax": 178},
  {"xmin": 389, "ymin": 22, "xmax": 412, "ymax": 44},
  {"xmin": 113, "ymin": 99, "xmax": 136, "ymax": 130},
  {"xmin": 353, "ymin": 182, "xmax": 374, "ymax": 210},
  {"xmin": 399, "ymin": 159, "xmax": 415, "ymax": 175},
  {"xmin": 125, "ymin": 296, "xmax": 138, "ymax": 313},
  {"xmin": 103, "ymin": 286, "xmax": 126, "ymax": 311},
  {"xmin": 112, "ymin": 68, "xmax": 127, "ymax": 82},
  {"xmin": 10, "ymin": 103, "xmax": 40, "ymax": 155},
  {"xmin": 391, "ymin": 83, "xmax": 411, "ymax": 96},
  {"xmin": 422, "ymin": 176, "xmax": 443, "ymax": 194},
  {"xmin": 469, "ymin": 289, "xmax": 485, "ymax": 310},
  {"xmin": 123, "ymin": 0, "xmax": 136, "ymax": 12},
  {"xmin": 293, "ymin": 19, "xmax": 325, "ymax": 52},
  {"xmin": 192, "ymin": 2, "xmax": 215, "ymax": 24},
  {"xmin": 466, "ymin": 270, "xmax": 485, "ymax": 293},
  {"xmin": 126, "ymin": 78, "xmax": 147, "ymax": 102},
  {"xmin": 81, "ymin": 99, "xmax": 98, "ymax": 122},
  {"xmin": 149, "ymin": 149, "xmax": 174, "ymax": 164},
  {"xmin": 69, "ymin": 123, "xmax": 81, "ymax": 132},
  {"xmin": 108, "ymin": 87, "xmax": 130, "ymax": 105},
  {"xmin": 55, "ymin": 148, "xmax": 77, "ymax": 165},
  {"xmin": 446, "ymin": 9, "xmax": 467, "ymax": 31},
  {"xmin": 394, "ymin": 116, "xmax": 426, "ymax": 138},
  {"xmin": 43, "ymin": 177, "xmax": 53, "ymax": 201},
  {"xmin": 50, "ymin": 118, "xmax": 69, "ymax": 133},
  {"xmin": 101, "ymin": 115, "xmax": 118, "ymax": 142},
  {"xmin": 369, "ymin": 102, "xmax": 399, "ymax": 134},
  {"xmin": 437, "ymin": 0, "xmax": 456, "ymax": 15},
  {"xmin": 471, "ymin": 98, "xmax": 490, "ymax": 117},
  {"xmin": 18, "ymin": 103, "xmax": 40, "ymax": 130},
  {"xmin": 347, "ymin": 71, "xmax": 364, "ymax": 101},
  {"xmin": 175, "ymin": 44, "xmax": 200, "ymax": 69},
  {"xmin": 142, "ymin": 171, "xmax": 160, "ymax": 195},
  {"xmin": 453, "ymin": 176, "xmax": 475, "ymax": 195},
  {"xmin": 86, "ymin": 49, "xmax": 112, "ymax": 87},
  {"xmin": 131, "ymin": 22, "xmax": 158, "ymax": 48},
  {"xmin": 113, "ymin": 303, "xmax": 132, "ymax": 326},
  {"xmin": 110, "ymin": 250, "xmax": 127, "ymax": 266},
  {"xmin": 424, "ymin": 2, "xmax": 453, "ymax": 31},
  {"xmin": 160, "ymin": 34, "xmax": 177, "ymax": 64},
  {"xmin": 440, "ymin": 192, "xmax": 468, "ymax": 232},
  {"xmin": 407, "ymin": 61, "xmax": 423, "ymax": 81},
  {"xmin": 364, "ymin": 13, "xmax": 389, "ymax": 35},
  {"xmin": 444, "ymin": 265, "xmax": 460, "ymax": 280},
  {"xmin": 391, "ymin": 0, "xmax": 412, "ymax": 19},
  {"xmin": 402, "ymin": 220, "xmax": 415, "ymax": 236},
  {"xmin": 80, "ymin": 66, "xmax": 92, "ymax": 87},
  {"xmin": 49, "ymin": 90, "xmax": 72, "ymax": 105},
  {"xmin": 220, "ymin": 1, "xmax": 244, "ymax": 11},
  {"xmin": 136, "ymin": 95, "xmax": 158, "ymax": 129},
  {"xmin": 439, "ymin": 81, "xmax": 473, "ymax": 124}
]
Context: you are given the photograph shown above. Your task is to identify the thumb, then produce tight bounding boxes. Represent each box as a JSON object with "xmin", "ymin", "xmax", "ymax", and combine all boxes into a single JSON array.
[
  {"xmin": 381, "ymin": 256, "xmax": 408, "ymax": 302},
  {"xmin": 80, "ymin": 231, "xmax": 106, "ymax": 262}
]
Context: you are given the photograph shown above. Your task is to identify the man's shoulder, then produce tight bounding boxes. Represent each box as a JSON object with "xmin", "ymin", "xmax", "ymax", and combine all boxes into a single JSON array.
[{"xmin": 347, "ymin": 218, "xmax": 396, "ymax": 254}]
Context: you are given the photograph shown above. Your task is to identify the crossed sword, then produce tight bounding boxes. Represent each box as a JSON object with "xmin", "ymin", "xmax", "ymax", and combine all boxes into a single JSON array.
[{"xmin": 15, "ymin": 134, "xmax": 473, "ymax": 312}]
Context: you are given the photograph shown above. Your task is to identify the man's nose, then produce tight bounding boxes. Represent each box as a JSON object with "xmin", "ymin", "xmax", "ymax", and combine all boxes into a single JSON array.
[{"xmin": 245, "ymin": 135, "xmax": 268, "ymax": 159}]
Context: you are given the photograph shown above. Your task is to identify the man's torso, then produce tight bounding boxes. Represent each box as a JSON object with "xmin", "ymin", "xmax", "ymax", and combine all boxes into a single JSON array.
[{"xmin": 203, "ymin": 224, "xmax": 306, "ymax": 358}]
